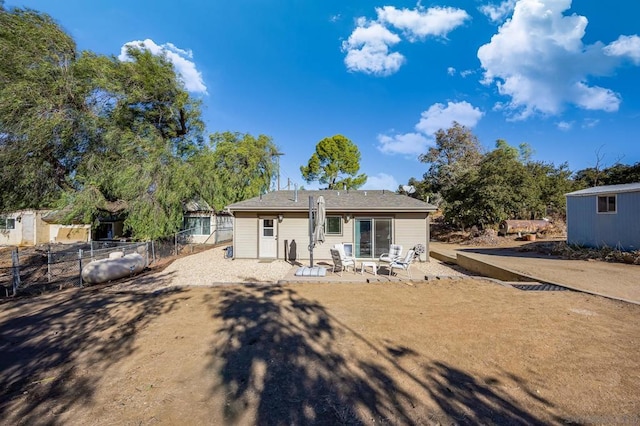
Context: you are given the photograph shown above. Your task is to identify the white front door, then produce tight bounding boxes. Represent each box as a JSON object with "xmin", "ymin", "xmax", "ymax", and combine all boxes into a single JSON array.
[{"xmin": 259, "ymin": 218, "xmax": 277, "ymax": 258}]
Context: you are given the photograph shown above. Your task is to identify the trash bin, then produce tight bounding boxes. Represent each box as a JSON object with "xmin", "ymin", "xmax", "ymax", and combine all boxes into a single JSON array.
[{"xmin": 225, "ymin": 246, "xmax": 233, "ymax": 259}]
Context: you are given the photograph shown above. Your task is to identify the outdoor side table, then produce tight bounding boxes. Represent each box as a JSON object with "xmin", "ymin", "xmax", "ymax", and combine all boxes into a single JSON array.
[{"xmin": 361, "ymin": 261, "xmax": 377, "ymax": 275}]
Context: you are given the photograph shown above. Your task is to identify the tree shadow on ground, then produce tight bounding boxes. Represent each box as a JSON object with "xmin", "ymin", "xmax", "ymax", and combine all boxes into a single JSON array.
[
  {"xmin": 206, "ymin": 285, "xmax": 559, "ymax": 425},
  {"xmin": 207, "ymin": 285, "xmax": 416, "ymax": 425},
  {"xmin": 420, "ymin": 361, "xmax": 567, "ymax": 425},
  {"xmin": 0, "ymin": 271, "xmax": 184, "ymax": 425}
]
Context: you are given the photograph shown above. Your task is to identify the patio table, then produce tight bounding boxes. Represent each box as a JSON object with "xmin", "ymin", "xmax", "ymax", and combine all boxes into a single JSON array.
[{"xmin": 360, "ymin": 261, "xmax": 377, "ymax": 276}]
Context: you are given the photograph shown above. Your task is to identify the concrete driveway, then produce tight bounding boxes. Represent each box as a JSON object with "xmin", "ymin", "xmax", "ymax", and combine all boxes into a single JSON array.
[{"xmin": 430, "ymin": 241, "xmax": 640, "ymax": 305}]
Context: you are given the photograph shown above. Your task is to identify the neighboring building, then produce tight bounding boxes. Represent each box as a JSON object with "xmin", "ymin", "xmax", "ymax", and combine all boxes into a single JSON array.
[
  {"xmin": 0, "ymin": 209, "xmax": 91, "ymax": 246},
  {"xmin": 226, "ymin": 190, "xmax": 437, "ymax": 261},
  {"xmin": 182, "ymin": 198, "xmax": 233, "ymax": 244},
  {"xmin": 565, "ymin": 182, "xmax": 640, "ymax": 250}
]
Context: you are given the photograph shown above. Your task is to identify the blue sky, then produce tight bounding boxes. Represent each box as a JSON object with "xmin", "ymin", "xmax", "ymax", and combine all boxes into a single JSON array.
[{"xmin": 7, "ymin": 0, "xmax": 640, "ymax": 190}]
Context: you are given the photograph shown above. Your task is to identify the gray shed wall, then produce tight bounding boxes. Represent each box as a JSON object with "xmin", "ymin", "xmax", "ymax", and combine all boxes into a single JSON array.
[{"xmin": 567, "ymin": 191, "xmax": 640, "ymax": 250}]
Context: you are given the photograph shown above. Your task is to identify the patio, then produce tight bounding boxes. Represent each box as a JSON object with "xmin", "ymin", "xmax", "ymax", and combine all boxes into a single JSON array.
[{"xmin": 278, "ymin": 257, "xmax": 468, "ymax": 284}]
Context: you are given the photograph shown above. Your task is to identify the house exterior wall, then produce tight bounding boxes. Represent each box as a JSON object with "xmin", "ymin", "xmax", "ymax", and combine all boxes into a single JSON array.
[
  {"xmin": 49, "ymin": 225, "xmax": 92, "ymax": 244},
  {"xmin": 0, "ymin": 210, "xmax": 51, "ymax": 246},
  {"xmin": 394, "ymin": 212, "xmax": 429, "ymax": 261},
  {"xmin": 567, "ymin": 191, "xmax": 640, "ymax": 250},
  {"xmin": 232, "ymin": 211, "xmax": 430, "ymax": 261},
  {"xmin": 233, "ymin": 212, "xmax": 259, "ymax": 258}
]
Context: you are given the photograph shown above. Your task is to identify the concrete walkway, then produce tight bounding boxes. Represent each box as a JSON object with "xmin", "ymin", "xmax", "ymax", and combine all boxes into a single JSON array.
[{"xmin": 430, "ymin": 241, "xmax": 640, "ymax": 305}]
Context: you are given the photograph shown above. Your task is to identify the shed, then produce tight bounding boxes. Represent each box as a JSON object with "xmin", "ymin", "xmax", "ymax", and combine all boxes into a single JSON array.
[
  {"xmin": 0, "ymin": 209, "xmax": 91, "ymax": 246},
  {"xmin": 565, "ymin": 182, "xmax": 640, "ymax": 251},
  {"xmin": 226, "ymin": 190, "xmax": 437, "ymax": 261}
]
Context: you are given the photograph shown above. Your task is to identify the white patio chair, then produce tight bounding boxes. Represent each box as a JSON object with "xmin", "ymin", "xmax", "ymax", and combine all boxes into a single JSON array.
[
  {"xmin": 388, "ymin": 249, "xmax": 415, "ymax": 279},
  {"xmin": 330, "ymin": 248, "xmax": 356, "ymax": 276},
  {"xmin": 379, "ymin": 244, "xmax": 403, "ymax": 265},
  {"xmin": 333, "ymin": 243, "xmax": 356, "ymax": 263}
]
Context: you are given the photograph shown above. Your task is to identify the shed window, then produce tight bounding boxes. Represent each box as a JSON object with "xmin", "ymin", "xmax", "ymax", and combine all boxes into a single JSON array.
[
  {"xmin": 0, "ymin": 217, "xmax": 15, "ymax": 230},
  {"xmin": 325, "ymin": 216, "xmax": 342, "ymax": 235},
  {"xmin": 597, "ymin": 195, "xmax": 616, "ymax": 213}
]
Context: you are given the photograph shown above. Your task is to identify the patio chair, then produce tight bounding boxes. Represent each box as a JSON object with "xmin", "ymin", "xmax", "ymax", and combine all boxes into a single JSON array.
[
  {"xmin": 333, "ymin": 243, "xmax": 356, "ymax": 263},
  {"xmin": 388, "ymin": 249, "xmax": 415, "ymax": 279},
  {"xmin": 379, "ymin": 244, "xmax": 403, "ymax": 265},
  {"xmin": 329, "ymin": 248, "xmax": 356, "ymax": 276}
]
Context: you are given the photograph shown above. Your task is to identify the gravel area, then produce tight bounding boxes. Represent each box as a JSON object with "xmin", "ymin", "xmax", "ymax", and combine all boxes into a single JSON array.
[
  {"xmin": 158, "ymin": 246, "xmax": 466, "ymax": 286},
  {"xmin": 106, "ymin": 245, "xmax": 468, "ymax": 293}
]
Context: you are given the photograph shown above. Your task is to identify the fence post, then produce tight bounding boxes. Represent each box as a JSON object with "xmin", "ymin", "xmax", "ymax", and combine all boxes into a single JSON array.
[
  {"xmin": 47, "ymin": 247, "xmax": 52, "ymax": 283},
  {"xmin": 78, "ymin": 249, "xmax": 83, "ymax": 288},
  {"xmin": 145, "ymin": 242, "xmax": 150, "ymax": 266},
  {"xmin": 151, "ymin": 240, "xmax": 156, "ymax": 264},
  {"xmin": 11, "ymin": 248, "xmax": 20, "ymax": 296},
  {"xmin": 174, "ymin": 232, "xmax": 178, "ymax": 256}
]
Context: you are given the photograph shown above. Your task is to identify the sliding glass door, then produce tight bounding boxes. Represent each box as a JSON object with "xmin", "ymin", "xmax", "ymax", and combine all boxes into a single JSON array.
[{"xmin": 354, "ymin": 218, "xmax": 392, "ymax": 258}]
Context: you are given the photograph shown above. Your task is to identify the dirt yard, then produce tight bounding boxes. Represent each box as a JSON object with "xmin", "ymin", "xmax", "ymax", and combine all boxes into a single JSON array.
[{"xmin": 1, "ymin": 276, "xmax": 639, "ymax": 425}]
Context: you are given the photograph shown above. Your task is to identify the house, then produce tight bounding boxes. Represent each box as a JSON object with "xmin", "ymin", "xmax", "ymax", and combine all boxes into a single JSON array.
[
  {"xmin": 565, "ymin": 182, "xmax": 640, "ymax": 250},
  {"xmin": 226, "ymin": 190, "xmax": 437, "ymax": 261},
  {"xmin": 182, "ymin": 198, "xmax": 233, "ymax": 244},
  {"xmin": 0, "ymin": 209, "xmax": 91, "ymax": 246}
]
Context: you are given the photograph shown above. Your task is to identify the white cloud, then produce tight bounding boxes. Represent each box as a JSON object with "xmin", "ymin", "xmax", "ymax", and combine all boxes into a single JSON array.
[
  {"xmin": 604, "ymin": 35, "xmax": 640, "ymax": 64},
  {"xmin": 447, "ymin": 66, "xmax": 456, "ymax": 76},
  {"xmin": 479, "ymin": 0, "xmax": 517, "ymax": 23},
  {"xmin": 377, "ymin": 132, "xmax": 429, "ymax": 156},
  {"xmin": 556, "ymin": 120, "xmax": 573, "ymax": 131},
  {"xmin": 415, "ymin": 101, "xmax": 484, "ymax": 135},
  {"xmin": 377, "ymin": 101, "xmax": 484, "ymax": 156},
  {"xmin": 376, "ymin": 5, "xmax": 470, "ymax": 42},
  {"xmin": 343, "ymin": 4, "xmax": 469, "ymax": 76},
  {"xmin": 477, "ymin": 0, "xmax": 625, "ymax": 119},
  {"xmin": 361, "ymin": 173, "xmax": 399, "ymax": 191},
  {"xmin": 119, "ymin": 39, "xmax": 207, "ymax": 93},
  {"xmin": 460, "ymin": 69, "xmax": 475, "ymax": 78},
  {"xmin": 342, "ymin": 18, "xmax": 405, "ymax": 76}
]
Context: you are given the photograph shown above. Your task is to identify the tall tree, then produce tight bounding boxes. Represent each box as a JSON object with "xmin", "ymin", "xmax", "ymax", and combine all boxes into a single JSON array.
[
  {"xmin": 0, "ymin": 7, "xmax": 208, "ymax": 239},
  {"xmin": 0, "ymin": 6, "xmax": 93, "ymax": 210},
  {"xmin": 419, "ymin": 122, "xmax": 483, "ymax": 195},
  {"xmin": 194, "ymin": 132, "xmax": 279, "ymax": 211},
  {"xmin": 67, "ymin": 47, "xmax": 206, "ymax": 239},
  {"xmin": 300, "ymin": 134, "xmax": 367, "ymax": 189}
]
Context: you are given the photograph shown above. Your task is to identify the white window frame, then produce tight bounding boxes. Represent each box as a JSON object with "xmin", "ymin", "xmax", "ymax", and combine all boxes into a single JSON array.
[
  {"xmin": 325, "ymin": 216, "xmax": 342, "ymax": 236},
  {"xmin": 596, "ymin": 194, "xmax": 617, "ymax": 214},
  {"xmin": 184, "ymin": 216, "xmax": 212, "ymax": 235},
  {"xmin": 0, "ymin": 217, "xmax": 16, "ymax": 230}
]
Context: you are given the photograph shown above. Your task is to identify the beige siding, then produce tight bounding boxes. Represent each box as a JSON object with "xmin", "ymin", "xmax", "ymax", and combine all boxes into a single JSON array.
[
  {"xmin": 232, "ymin": 210, "xmax": 430, "ymax": 260},
  {"xmin": 233, "ymin": 213, "xmax": 258, "ymax": 258},
  {"xmin": 394, "ymin": 213, "xmax": 429, "ymax": 261},
  {"xmin": 276, "ymin": 213, "xmax": 310, "ymax": 261}
]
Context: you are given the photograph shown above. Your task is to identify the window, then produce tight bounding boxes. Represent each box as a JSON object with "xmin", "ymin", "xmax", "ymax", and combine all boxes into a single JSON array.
[
  {"xmin": 184, "ymin": 216, "xmax": 211, "ymax": 235},
  {"xmin": 325, "ymin": 216, "xmax": 342, "ymax": 235},
  {"xmin": 263, "ymin": 219, "xmax": 274, "ymax": 236},
  {"xmin": 597, "ymin": 195, "xmax": 616, "ymax": 213},
  {"xmin": 0, "ymin": 217, "xmax": 15, "ymax": 230}
]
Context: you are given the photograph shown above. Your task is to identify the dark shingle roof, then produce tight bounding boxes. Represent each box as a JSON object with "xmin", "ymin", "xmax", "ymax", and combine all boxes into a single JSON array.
[
  {"xmin": 227, "ymin": 190, "xmax": 437, "ymax": 213},
  {"xmin": 566, "ymin": 182, "xmax": 640, "ymax": 197}
]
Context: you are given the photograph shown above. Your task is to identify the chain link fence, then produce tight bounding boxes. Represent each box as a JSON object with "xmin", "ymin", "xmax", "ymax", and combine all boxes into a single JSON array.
[{"xmin": 1, "ymin": 224, "xmax": 232, "ymax": 298}]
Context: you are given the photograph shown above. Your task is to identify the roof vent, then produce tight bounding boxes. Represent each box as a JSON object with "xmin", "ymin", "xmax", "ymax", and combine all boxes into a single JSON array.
[
  {"xmin": 294, "ymin": 184, "xmax": 298, "ymax": 202},
  {"xmin": 364, "ymin": 191, "xmax": 367, "ymax": 196}
]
